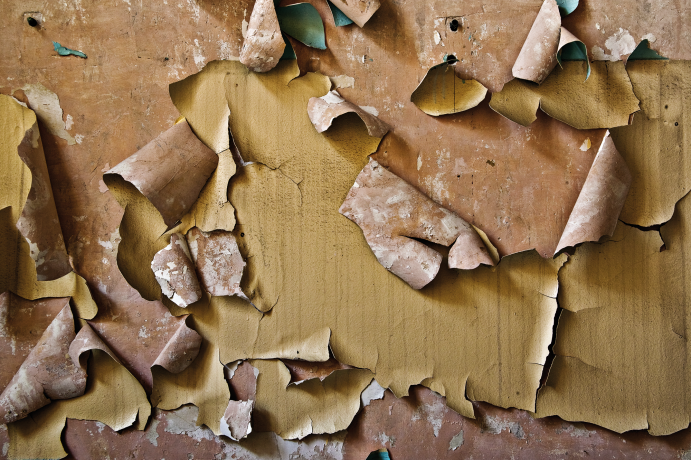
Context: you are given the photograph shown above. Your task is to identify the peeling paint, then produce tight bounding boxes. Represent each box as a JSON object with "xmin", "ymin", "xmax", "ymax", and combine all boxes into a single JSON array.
[{"xmin": 21, "ymin": 83, "xmax": 76, "ymax": 145}]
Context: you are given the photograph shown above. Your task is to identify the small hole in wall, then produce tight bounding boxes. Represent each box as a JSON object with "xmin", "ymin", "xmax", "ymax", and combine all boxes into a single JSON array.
[
  {"xmin": 449, "ymin": 19, "xmax": 459, "ymax": 32},
  {"xmin": 676, "ymin": 122, "xmax": 679, "ymax": 126},
  {"xmin": 240, "ymin": 232, "xmax": 245, "ymax": 237},
  {"xmin": 665, "ymin": 105, "xmax": 669, "ymax": 109},
  {"xmin": 296, "ymin": 350, "xmax": 299, "ymax": 354},
  {"xmin": 27, "ymin": 17, "xmax": 38, "ymax": 27},
  {"xmin": 446, "ymin": 54, "xmax": 458, "ymax": 64}
]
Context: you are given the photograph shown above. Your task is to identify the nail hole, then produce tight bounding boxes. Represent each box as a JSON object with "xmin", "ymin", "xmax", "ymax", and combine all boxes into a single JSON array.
[
  {"xmin": 675, "ymin": 122, "xmax": 679, "ymax": 126},
  {"xmin": 449, "ymin": 19, "xmax": 459, "ymax": 32},
  {"xmin": 240, "ymin": 232, "xmax": 245, "ymax": 237},
  {"xmin": 296, "ymin": 350, "xmax": 299, "ymax": 354},
  {"xmin": 27, "ymin": 17, "xmax": 38, "ymax": 27},
  {"xmin": 665, "ymin": 105, "xmax": 669, "ymax": 109},
  {"xmin": 164, "ymin": 57, "xmax": 169, "ymax": 61}
]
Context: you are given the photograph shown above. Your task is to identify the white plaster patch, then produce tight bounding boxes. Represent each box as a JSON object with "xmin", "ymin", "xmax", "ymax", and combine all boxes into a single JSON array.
[
  {"xmin": 641, "ymin": 33, "xmax": 656, "ymax": 43},
  {"xmin": 322, "ymin": 91, "xmax": 346, "ymax": 104},
  {"xmin": 145, "ymin": 418, "xmax": 160, "ymax": 446},
  {"xmin": 359, "ymin": 106, "xmax": 379, "ymax": 117},
  {"xmin": 164, "ymin": 405, "xmax": 216, "ymax": 442},
  {"xmin": 411, "ymin": 399, "xmax": 446, "ymax": 437},
  {"xmin": 98, "ymin": 240, "xmax": 113, "ymax": 250},
  {"xmin": 361, "ymin": 379, "xmax": 386, "ymax": 407},
  {"xmin": 329, "ymin": 75, "xmax": 355, "ymax": 89},
  {"xmin": 193, "ymin": 39, "xmax": 206, "ymax": 70},
  {"xmin": 592, "ymin": 28, "xmax": 636, "ymax": 61},
  {"xmin": 242, "ymin": 9, "xmax": 249, "ymax": 38},
  {"xmin": 449, "ymin": 430, "xmax": 464, "ymax": 450},
  {"xmin": 580, "ymin": 138, "xmax": 591, "ymax": 151},
  {"xmin": 218, "ymin": 40, "xmax": 239, "ymax": 61},
  {"xmin": 482, "ymin": 415, "xmax": 526, "ymax": 439}
]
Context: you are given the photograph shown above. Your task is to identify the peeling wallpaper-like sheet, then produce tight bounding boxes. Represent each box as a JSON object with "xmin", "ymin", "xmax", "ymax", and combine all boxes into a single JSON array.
[
  {"xmin": 613, "ymin": 60, "xmax": 691, "ymax": 227},
  {"xmin": 152, "ymin": 61, "xmax": 566, "ymax": 431},
  {"xmin": 8, "ymin": 349, "xmax": 150, "ymax": 459},
  {"xmin": 491, "ymin": 61, "xmax": 640, "ymax": 129},
  {"xmin": 3, "ymin": 0, "xmax": 691, "ymax": 455},
  {"xmin": 537, "ymin": 190, "xmax": 691, "ymax": 434}
]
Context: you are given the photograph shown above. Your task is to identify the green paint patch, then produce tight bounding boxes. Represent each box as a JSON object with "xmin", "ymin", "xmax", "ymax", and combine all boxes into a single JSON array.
[
  {"xmin": 556, "ymin": 0, "xmax": 578, "ymax": 16},
  {"xmin": 366, "ymin": 450, "xmax": 391, "ymax": 460},
  {"xmin": 558, "ymin": 40, "xmax": 591, "ymax": 80},
  {"xmin": 52, "ymin": 42, "xmax": 87, "ymax": 59},
  {"xmin": 628, "ymin": 39, "xmax": 668, "ymax": 60},
  {"xmin": 328, "ymin": 0, "xmax": 354, "ymax": 26},
  {"xmin": 280, "ymin": 33, "xmax": 297, "ymax": 60},
  {"xmin": 277, "ymin": 3, "xmax": 327, "ymax": 50}
]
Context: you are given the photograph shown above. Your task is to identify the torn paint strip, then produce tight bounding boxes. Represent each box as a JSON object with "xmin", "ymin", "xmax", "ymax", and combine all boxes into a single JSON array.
[
  {"xmin": 20, "ymin": 83, "xmax": 76, "ymax": 146},
  {"xmin": 252, "ymin": 359, "xmax": 373, "ymax": 439},
  {"xmin": 512, "ymin": 0, "xmax": 562, "ymax": 84},
  {"xmin": 339, "ymin": 159, "xmax": 494, "ymax": 289},
  {"xmin": 151, "ymin": 317, "xmax": 202, "ymax": 374},
  {"xmin": 0, "ymin": 300, "xmax": 86, "ymax": 424},
  {"xmin": 104, "ymin": 120, "xmax": 219, "ymax": 228},
  {"xmin": 490, "ymin": 61, "xmax": 640, "ymax": 129},
  {"xmin": 308, "ymin": 90, "xmax": 389, "ymax": 138},
  {"xmin": 556, "ymin": 28, "xmax": 591, "ymax": 80},
  {"xmin": 240, "ymin": 0, "xmax": 285, "ymax": 73},
  {"xmin": 8, "ymin": 347, "xmax": 151, "ymax": 459},
  {"xmin": 282, "ymin": 357, "xmax": 353, "ymax": 385},
  {"xmin": 328, "ymin": 0, "xmax": 380, "ymax": 28},
  {"xmin": 186, "ymin": 227, "xmax": 248, "ymax": 300},
  {"xmin": 411, "ymin": 62, "xmax": 488, "ymax": 116},
  {"xmin": 0, "ymin": 293, "xmax": 72, "ymax": 395},
  {"xmin": 220, "ymin": 399, "xmax": 253, "ymax": 441},
  {"xmin": 13, "ymin": 112, "xmax": 72, "ymax": 281},
  {"xmin": 151, "ymin": 233, "xmax": 202, "ymax": 308},
  {"xmin": 513, "ymin": 0, "xmax": 588, "ymax": 83},
  {"xmin": 555, "ymin": 131, "xmax": 631, "ymax": 253}
]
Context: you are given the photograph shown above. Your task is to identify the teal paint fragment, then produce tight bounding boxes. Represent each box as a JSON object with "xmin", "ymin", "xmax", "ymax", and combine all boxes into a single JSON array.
[
  {"xmin": 328, "ymin": 0, "xmax": 354, "ymax": 26},
  {"xmin": 280, "ymin": 33, "xmax": 296, "ymax": 60},
  {"xmin": 628, "ymin": 39, "xmax": 668, "ymax": 61},
  {"xmin": 556, "ymin": 0, "xmax": 578, "ymax": 16},
  {"xmin": 557, "ymin": 41, "xmax": 591, "ymax": 80},
  {"xmin": 365, "ymin": 450, "xmax": 391, "ymax": 460},
  {"xmin": 277, "ymin": 3, "xmax": 327, "ymax": 50},
  {"xmin": 52, "ymin": 42, "xmax": 87, "ymax": 59}
]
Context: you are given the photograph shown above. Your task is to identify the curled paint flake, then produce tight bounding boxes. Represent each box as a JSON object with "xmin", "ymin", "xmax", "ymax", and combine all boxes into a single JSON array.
[{"xmin": 340, "ymin": 159, "xmax": 494, "ymax": 289}]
